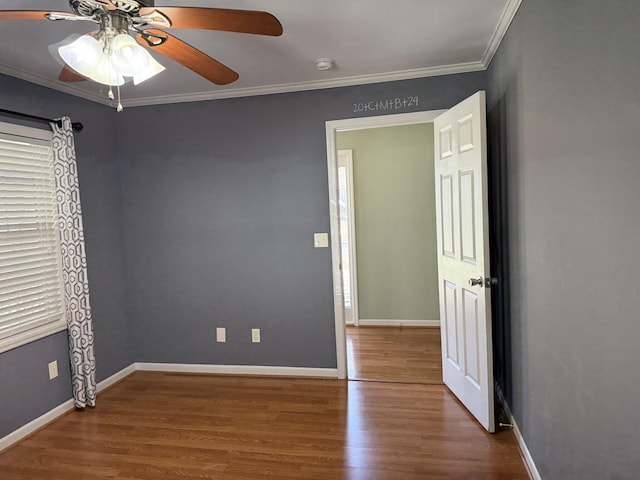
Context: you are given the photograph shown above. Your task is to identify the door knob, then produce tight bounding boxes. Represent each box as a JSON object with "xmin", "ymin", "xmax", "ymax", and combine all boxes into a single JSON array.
[{"xmin": 469, "ymin": 277, "xmax": 498, "ymax": 288}]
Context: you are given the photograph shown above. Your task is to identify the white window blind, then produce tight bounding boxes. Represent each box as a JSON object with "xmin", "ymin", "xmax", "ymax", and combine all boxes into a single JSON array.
[{"xmin": 0, "ymin": 122, "xmax": 66, "ymax": 353}]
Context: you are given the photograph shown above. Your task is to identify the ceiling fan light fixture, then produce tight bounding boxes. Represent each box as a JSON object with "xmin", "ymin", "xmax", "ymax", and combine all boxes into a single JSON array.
[
  {"xmin": 132, "ymin": 54, "xmax": 165, "ymax": 85},
  {"xmin": 58, "ymin": 35, "xmax": 125, "ymax": 86},
  {"xmin": 58, "ymin": 35, "xmax": 101, "ymax": 74},
  {"xmin": 92, "ymin": 54, "xmax": 126, "ymax": 86},
  {"xmin": 110, "ymin": 33, "xmax": 150, "ymax": 77},
  {"xmin": 3, "ymin": 2, "xmax": 283, "ymax": 109}
]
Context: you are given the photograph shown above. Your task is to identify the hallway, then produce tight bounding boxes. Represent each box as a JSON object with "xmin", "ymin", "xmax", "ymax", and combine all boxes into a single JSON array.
[{"xmin": 346, "ymin": 326, "xmax": 443, "ymax": 384}]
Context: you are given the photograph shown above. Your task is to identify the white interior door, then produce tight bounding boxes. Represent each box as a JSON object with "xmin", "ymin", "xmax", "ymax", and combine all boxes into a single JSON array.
[{"xmin": 433, "ymin": 91, "xmax": 495, "ymax": 432}]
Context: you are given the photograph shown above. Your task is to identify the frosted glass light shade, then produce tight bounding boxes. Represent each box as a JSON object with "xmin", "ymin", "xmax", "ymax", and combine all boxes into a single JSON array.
[
  {"xmin": 111, "ymin": 34, "xmax": 150, "ymax": 77},
  {"xmin": 93, "ymin": 55, "xmax": 126, "ymax": 86},
  {"xmin": 133, "ymin": 55, "xmax": 165, "ymax": 85},
  {"xmin": 58, "ymin": 36, "xmax": 101, "ymax": 75},
  {"xmin": 59, "ymin": 36, "xmax": 124, "ymax": 86}
]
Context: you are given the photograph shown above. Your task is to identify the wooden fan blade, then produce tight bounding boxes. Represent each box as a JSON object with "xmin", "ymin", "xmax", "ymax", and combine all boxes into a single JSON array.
[
  {"xmin": 0, "ymin": 11, "xmax": 76, "ymax": 21},
  {"xmin": 139, "ymin": 7, "xmax": 283, "ymax": 36},
  {"xmin": 136, "ymin": 29, "xmax": 239, "ymax": 85},
  {"xmin": 59, "ymin": 66, "xmax": 86, "ymax": 83}
]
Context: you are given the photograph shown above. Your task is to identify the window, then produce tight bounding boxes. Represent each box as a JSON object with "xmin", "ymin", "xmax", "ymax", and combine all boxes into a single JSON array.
[{"xmin": 0, "ymin": 121, "xmax": 66, "ymax": 353}]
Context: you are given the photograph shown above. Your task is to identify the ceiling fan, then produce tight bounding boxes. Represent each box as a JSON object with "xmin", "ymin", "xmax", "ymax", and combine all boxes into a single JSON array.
[{"xmin": 0, "ymin": 0, "xmax": 283, "ymax": 109}]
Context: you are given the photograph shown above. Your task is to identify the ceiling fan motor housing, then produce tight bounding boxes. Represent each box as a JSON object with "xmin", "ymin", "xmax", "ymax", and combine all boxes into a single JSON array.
[{"xmin": 69, "ymin": 0, "xmax": 154, "ymax": 17}]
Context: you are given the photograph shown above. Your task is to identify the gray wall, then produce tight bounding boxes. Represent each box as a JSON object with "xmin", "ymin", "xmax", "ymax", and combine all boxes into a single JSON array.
[
  {"xmin": 487, "ymin": 1, "xmax": 640, "ymax": 478},
  {"xmin": 0, "ymin": 68, "xmax": 485, "ymax": 439},
  {"xmin": 0, "ymin": 73, "xmax": 132, "ymax": 438},
  {"xmin": 118, "ymin": 73, "xmax": 485, "ymax": 366}
]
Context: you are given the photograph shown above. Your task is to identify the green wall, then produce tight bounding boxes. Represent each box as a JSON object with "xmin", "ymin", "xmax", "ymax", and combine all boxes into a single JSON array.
[{"xmin": 337, "ymin": 123, "xmax": 439, "ymax": 321}]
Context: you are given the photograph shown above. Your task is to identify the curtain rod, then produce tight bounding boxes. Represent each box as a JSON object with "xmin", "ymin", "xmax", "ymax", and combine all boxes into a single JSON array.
[{"xmin": 0, "ymin": 108, "xmax": 83, "ymax": 132}]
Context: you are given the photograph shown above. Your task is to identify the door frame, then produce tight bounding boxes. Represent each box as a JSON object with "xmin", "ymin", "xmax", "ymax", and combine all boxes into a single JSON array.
[
  {"xmin": 337, "ymin": 148, "xmax": 359, "ymax": 326},
  {"xmin": 326, "ymin": 110, "xmax": 445, "ymax": 379}
]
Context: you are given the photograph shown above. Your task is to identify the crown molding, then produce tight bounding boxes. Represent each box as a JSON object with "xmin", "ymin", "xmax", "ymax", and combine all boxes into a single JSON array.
[
  {"xmin": 1, "ymin": 59, "xmax": 485, "ymax": 109},
  {"xmin": 481, "ymin": 0, "xmax": 522, "ymax": 68},
  {"xmin": 122, "ymin": 61, "xmax": 486, "ymax": 107}
]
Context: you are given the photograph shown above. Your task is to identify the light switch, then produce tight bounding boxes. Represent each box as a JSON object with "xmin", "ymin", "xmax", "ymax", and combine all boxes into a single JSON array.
[
  {"xmin": 314, "ymin": 233, "xmax": 329, "ymax": 248},
  {"xmin": 251, "ymin": 328, "xmax": 261, "ymax": 343},
  {"xmin": 216, "ymin": 327, "xmax": 226, "ymax": 343},
  {"xmin": 48, "ymin": 360, "xmax": 58, "ymax": 380}
]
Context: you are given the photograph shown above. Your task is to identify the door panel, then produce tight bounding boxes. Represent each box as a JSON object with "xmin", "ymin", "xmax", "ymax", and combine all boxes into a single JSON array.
[
  {"xmin": 443, "ymin": 280, "xmax": 459, "ymax": 367},
  {"xmin": 434, "ymin": 91, "xmax": 494, "ymax": 432},
  {"xmin": 462, "ymin": 287, "xmax": 480, "ymax": 387},
  {"xmin": 440, "ymin": 175, "xmax": 455, "ymax": 258},
  {"xmin": 459, "ymin": 170, "xmax": 476, "ymax": 264}
]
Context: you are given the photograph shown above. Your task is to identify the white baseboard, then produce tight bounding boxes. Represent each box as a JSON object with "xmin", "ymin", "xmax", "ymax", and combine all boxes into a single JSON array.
[
  {"xmin": 358, "ymin": 319, "xmax": 440, "ymax": 327},
  {"xmin": 496, "ymin": 387, "xmax": 542, "ymax": 480},
  {"xmin": 97, "ymin": 363, "xmax": 136, "ymax": 392},
  {"xmin": 135, "ymin": 362, "xmax": 338, "ymax": 378},
  {"xmin": 0, "ymin": 363, "xmax": 136, "ymax": 453},
  {"xmin": 0, "ymin": 398, "xmax": 74, "ymax": 452}
]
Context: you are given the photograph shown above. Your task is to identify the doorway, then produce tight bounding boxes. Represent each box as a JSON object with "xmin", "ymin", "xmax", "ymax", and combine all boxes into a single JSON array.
[{"xmin": 326, "ymin": 110, "xmax": 445, "ymax": 381}]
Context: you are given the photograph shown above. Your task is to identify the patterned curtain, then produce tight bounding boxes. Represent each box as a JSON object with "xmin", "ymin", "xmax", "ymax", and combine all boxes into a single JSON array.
[{"xmin": 50, "ymin": 117, "xmax": 96, "ymax": 409}]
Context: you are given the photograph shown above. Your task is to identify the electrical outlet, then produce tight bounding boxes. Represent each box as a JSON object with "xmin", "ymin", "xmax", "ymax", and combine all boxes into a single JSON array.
[
  {"xmin": 48, "ymin": 360, "xmax": 58, "ymax": 380},
  {"xmin": 251, "ymin": 328, "xmax": 261, "ymax": 343},
  {"xmin": 216, "ymin": 327, "xmax": 226, "ymax": 343}
]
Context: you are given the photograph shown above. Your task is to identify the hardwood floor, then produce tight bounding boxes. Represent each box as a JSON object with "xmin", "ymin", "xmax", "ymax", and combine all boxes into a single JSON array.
[
  {"xmin": 0, "ymin": 372, "xmax": 529, "ymax": 479},
  {"xmin": 347, "ymin": 326, "xmax": 443, "ymax": 384}
]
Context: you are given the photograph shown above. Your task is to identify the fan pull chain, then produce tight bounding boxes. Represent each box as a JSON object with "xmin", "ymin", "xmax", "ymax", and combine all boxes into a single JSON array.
[
  {"xmin": 116, "ymin": 84, "xmax": 123, "ymax": 113},
  {"xmin": 104, "ymin": 45, "xmax": 123, "ymax": 112},
  {"xmin": 107, "ymin": 52, "xmax": 116, "ymax": 103}
]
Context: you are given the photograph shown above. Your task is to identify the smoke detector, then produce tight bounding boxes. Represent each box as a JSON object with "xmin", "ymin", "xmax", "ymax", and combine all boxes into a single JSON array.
[{"xmin": 315, "ymin": 58, "xmax": 335, "ymax": 71}]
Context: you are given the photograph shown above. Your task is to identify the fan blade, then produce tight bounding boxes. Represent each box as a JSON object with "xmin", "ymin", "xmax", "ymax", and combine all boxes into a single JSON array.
[
  {"xmin": 0, "ymin": 11, "xmax": 77, "ymax": 21},
  {"xmin": 0, "ymin": 10, "xmax": 78, "ymax": 20},
  {"xmin": 139, "ymin": 7, "xmax": 283, "ymax": 36},
  {"xmin": 136, "ymin": 29, "xmax": 239, "ymax": 85},
  {"xmin": 59, "ymin": 67, "xmax": 86, "ymax": 83}
]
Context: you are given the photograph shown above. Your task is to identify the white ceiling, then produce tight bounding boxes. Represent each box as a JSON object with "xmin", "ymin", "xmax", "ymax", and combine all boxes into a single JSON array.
[{"xmin": 0, "ymin": 0, "xmax": 520, "ymax": 107}]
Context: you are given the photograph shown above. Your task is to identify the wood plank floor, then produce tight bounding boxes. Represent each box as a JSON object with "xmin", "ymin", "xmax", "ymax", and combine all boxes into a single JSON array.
[
  {"xmin": 347, "ymin": 326, "xmax": 443, "ymax": 384},
  {"xmin": 0, "ymin": 372, "xmax": 529, "ymax": 479}
]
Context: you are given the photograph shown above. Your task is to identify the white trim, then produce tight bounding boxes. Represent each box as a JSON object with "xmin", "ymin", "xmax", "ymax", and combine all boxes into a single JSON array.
[
  {"xmin": 96, "ymin": 363, "xmax": 136, "ymax": 392},
  {"xmin": 0, "ymin": 121, "xmax": 53, "ymax": 140},
  {"xmin": 0, "ymin": 363, "xmax": 135, "ymax": 453},
  {"xmin": 0, "ymin": 398, "xmax": 74, "ymax": 452},
  {"xmin": 0, "ymin": 60, "xmax": 485, "ymax": 108},
  {"xmin": 496, "ymin": 387, "xmax": 542, "ymax": 480},
  {"xmin": 327, "ymin": 110, "xmax": 446, "ymax": 380},
  {"xmin": 135, "ymin": 363, "xmax": 337, "ymax": 378},
  {"xmin": 358, "ymin": 319, "xmax": 440, "ymax": 327},
  {"xmin": 0, "ymin": 323, "xmax": 67, "ymax": 355},
  {"xmin": 328, "ymin": 110, "xmax": 446, "ymax": 133},
  {"xmin": 337, "ymin": 149, "xmax": 359, "ymax": 327},
  {"xmin": 121, "ymin": 61, "xmax": 485, "ymax": 107},
  {"xmin": 481, "ymin": 0, "xmax": 523, "ymax": 68}
]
